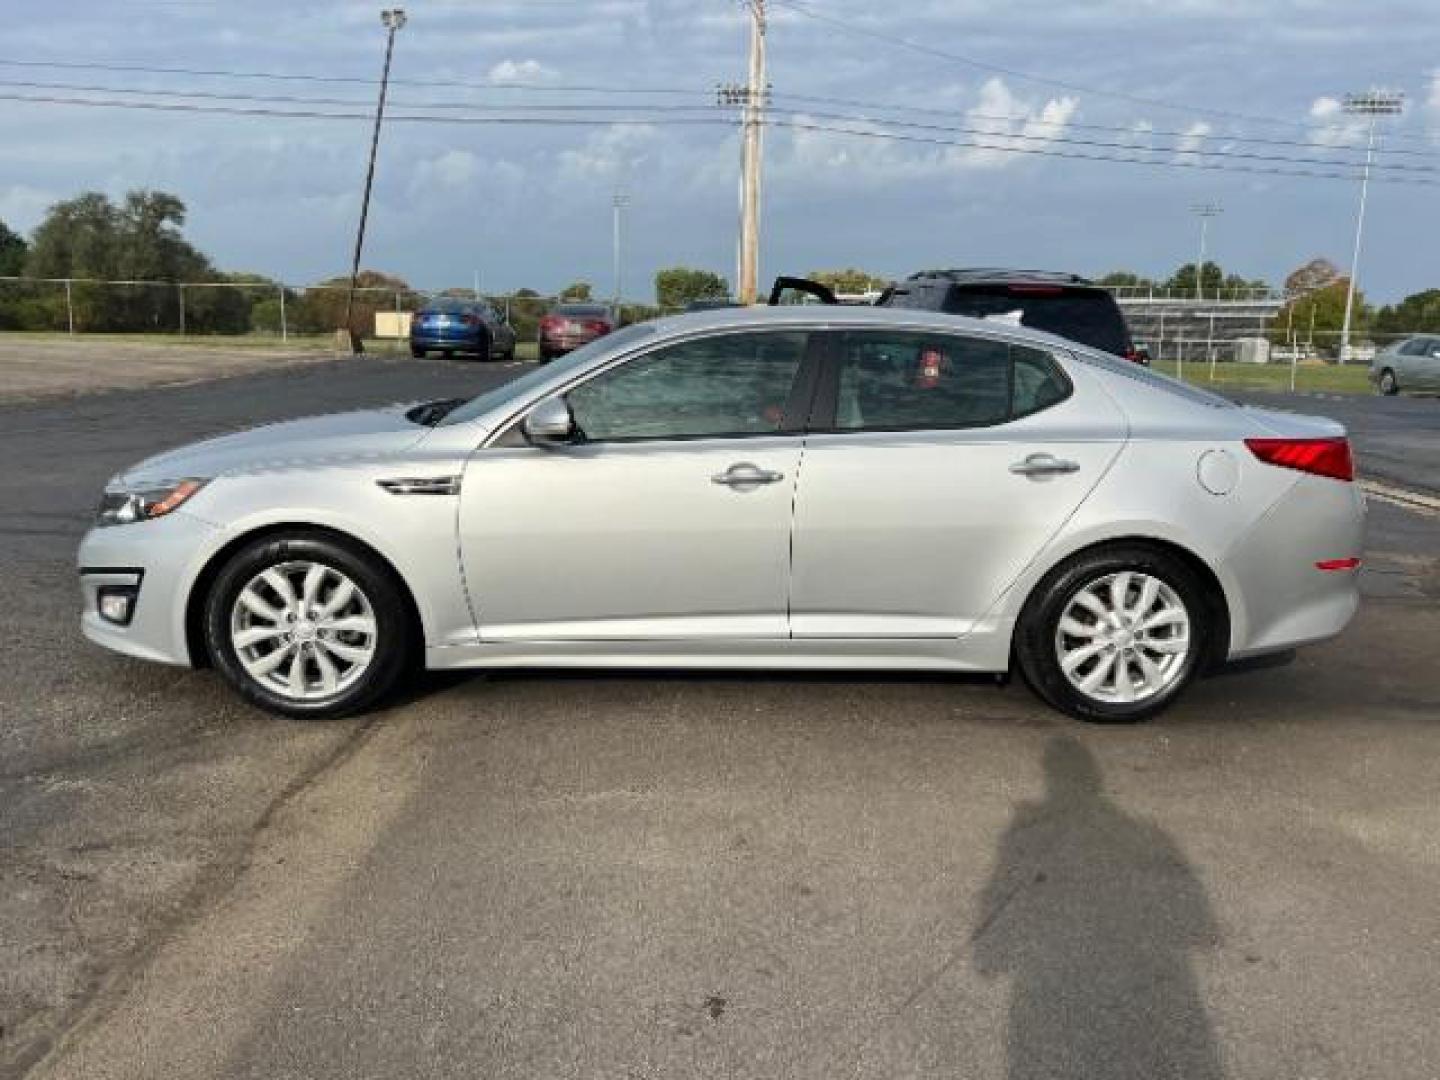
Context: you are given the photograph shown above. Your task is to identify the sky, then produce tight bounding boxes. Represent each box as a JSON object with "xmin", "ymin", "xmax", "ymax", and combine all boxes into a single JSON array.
[{"xmin": 2, "ymin": 0, "xmax": 1438, "ymax": 304}]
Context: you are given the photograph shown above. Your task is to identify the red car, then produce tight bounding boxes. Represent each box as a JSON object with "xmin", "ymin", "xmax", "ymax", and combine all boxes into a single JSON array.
[{"xmin": 538, "ymin": 303, "xmax": 616, "ymax": 362}]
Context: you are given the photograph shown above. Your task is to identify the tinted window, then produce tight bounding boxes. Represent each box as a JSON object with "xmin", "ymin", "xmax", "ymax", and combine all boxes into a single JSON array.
[
  {"xmin": 424, "ymin": 298, "xmax": 472, "ymax": 314},
  {"xmin": 1400, "ymin": 338, "xmax": 1430, "ymax": 356},
  {"xmin": 832, "ymin": 332, "xmax": 1066, "ymax": 431},
  {"xmin": 566, "ymin": 331, "xmax": 806, "ymax": 442},
  {"xmin": 1012, "ymin": 345, "xmax": 1071, "ymax": 416},
  {"xmin": 555, "ymin": 304, "xmax": 610, "ymax": 318},
  {"xmin": 442, "ymin": 324, "xmax": 656, "ymax": 427},
  {"xmin": 942, "ymin": 287, "xmax": 1131, "ymax": 356}
]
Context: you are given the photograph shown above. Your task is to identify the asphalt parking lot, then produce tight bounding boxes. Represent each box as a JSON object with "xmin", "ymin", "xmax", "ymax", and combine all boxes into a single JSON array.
[{"xmin": 2, "ymin": 356, "xmax": 1438, "ymax": 1079}]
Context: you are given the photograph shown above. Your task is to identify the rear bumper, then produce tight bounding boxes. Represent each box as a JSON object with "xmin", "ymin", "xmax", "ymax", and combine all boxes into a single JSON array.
[
  {"xmin": 411, "ymin": 330, "xmax": 486, "ymax": 351},
  {"xmin": 1223, "ymin": 475, "xmax": 1366, "ymax": 659}
]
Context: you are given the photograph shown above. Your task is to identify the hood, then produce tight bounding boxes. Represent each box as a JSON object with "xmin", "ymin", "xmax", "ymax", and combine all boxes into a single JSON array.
[{"xmin": 116, "ymin": 403, "xmax": 430, "ymax": 485}]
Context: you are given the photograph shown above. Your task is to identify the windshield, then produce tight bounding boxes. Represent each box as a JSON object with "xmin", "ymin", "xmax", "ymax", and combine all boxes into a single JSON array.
[{"xmin": 439, "ymin": 322, "xmax": 655, "ymax": 426}]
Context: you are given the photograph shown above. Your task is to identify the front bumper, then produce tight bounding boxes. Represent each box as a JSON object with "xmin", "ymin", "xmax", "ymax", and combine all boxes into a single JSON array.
[{"xmin": 78, "ymin": 511, "xmax": 220, "ymax": 667}]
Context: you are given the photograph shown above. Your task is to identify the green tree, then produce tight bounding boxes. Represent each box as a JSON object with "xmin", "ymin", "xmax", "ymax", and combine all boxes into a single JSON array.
[
  {"xmin": 559, "ymin": 281, "xmax": 593, "ymax": 301},
  {"xmin": 1373, "ymin": 289, "xmax": 1440, "ymax": 335},
  {"xmin": 654, "ymin": 266, "xmax": 729, "ymax": 309},
  {"xmin": 293, "ymin": 270, "xmax": 417, "ymax": 336},
  {"xmin": 23, "ymin": 190, "xmax": 233, "ymax": 331},
  {"xmin": 507, "ymin": 287, "xmax": 546, "ymax": 340},
  {"xmin": 806, "ymin": 267, "xmax": 888, "ymax": 294},
  {"xmin": 1269, "ymin": 278, "xmax": 1369, "ymax": 356},
  {"xmin": 0, "ymin": 219, "xmax": 26, "ymax": 276},
  {"xmin": 1096, "ymin": 270, "xmax": 1156, "ymax": 289}
]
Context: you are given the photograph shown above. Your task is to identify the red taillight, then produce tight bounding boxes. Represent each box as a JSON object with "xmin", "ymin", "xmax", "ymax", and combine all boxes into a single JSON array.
[
  {"xmin": 539, "ymin": 315, "xmax": 561, "ymax": 331},
  {"xmin": 1315, "ymin": 557, "xmax": 1361, "ymax": 572},
  {"xmin": 582, "ymin": 319, "xmax": 609, "ymax": 334},
  {"xmin": 1244, "ymin": 437, "xmax": 1354, "ymax": 482},
  {"xmin": 462, "ymin": 313, "xmax": 480, "ymax": 327}
]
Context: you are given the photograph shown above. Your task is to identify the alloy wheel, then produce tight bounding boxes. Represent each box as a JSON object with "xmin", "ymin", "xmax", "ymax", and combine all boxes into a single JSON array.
[
  {"xmin": 229, "ymin": 560, "xmax": 378, "ymax": 701},
  {"xmin": 1053, "ymin": 571, "xmax": 1192, "ymax": 705}
]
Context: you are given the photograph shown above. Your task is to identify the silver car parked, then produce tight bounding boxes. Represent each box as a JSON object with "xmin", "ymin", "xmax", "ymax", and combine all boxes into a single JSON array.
[
  {"xmin": 79, "ymin": 305, "xmax": 1365, "ymax": 723},
  {"xmin": 1371, "ymin": 335, "xmax": 1440, "ymax": 395}
]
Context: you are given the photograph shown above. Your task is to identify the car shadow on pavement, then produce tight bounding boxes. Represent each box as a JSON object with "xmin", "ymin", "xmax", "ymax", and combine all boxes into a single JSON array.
[{"xmin": 973, "ymin": 736, "xmax": 1225, "ymax": 1079}]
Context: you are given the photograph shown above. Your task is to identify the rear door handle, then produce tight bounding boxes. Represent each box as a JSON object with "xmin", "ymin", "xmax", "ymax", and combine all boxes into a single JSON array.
[
  {"xmin": 1010, "ymin": 452, "xmax": 1080, "ymax": 477},
  {"xmin": 712, "ymin": 462, "xmax": 785, "ymax": 487}
]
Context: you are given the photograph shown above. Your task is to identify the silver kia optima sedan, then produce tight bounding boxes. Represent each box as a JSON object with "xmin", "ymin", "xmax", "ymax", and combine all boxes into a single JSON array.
[{"xmin": 79, "ymin": 305, "xmax": 1365, "ymax": 723}]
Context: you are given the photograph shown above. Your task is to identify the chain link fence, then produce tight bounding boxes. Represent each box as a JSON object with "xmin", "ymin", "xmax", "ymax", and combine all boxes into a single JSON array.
[{"xmin": 0, "ymin": 276, "xmax": 666, "ymax": 345}]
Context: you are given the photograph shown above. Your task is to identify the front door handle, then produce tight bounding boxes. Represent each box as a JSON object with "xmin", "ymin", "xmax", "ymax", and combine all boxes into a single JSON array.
[
  {"xmin": 711, "ymin": 462, "xmax": 785, "ymax": 487},
  {"xmin": 1010, "ymin": 452, "xmax": 1081, "ymax": 477}
]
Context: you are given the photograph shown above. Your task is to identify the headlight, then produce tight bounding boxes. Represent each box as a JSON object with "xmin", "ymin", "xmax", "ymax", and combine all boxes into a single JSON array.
[{"xmin": 96, "ymin": 478, "xmax": 208, "ymax": 527}]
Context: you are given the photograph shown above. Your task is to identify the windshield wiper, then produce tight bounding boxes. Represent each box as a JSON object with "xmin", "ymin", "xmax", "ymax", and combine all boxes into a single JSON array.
[{"xmin": 406, "ymin": 397, "xmax": 468, "ymax": 427}]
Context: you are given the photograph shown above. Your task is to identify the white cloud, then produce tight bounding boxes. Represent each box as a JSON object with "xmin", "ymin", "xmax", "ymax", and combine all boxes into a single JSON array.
[
  {"xmin": 556, "ymin": 123, "xmax": 657, "ymax": 183},
  {"xmin": 487, "ymin": 59, "xmax": 557, "ymax": 85},
  {"xmin": 1307, "ymin": 96, "xmax": 1367, "ymax": 147},
  {"xmin": 958, "ymin": 78, "xmax": 1079, "ymax": 169},
  {"xmin": 1176, "ymin": 121, "xmax": 1212, "ymax": 156}
]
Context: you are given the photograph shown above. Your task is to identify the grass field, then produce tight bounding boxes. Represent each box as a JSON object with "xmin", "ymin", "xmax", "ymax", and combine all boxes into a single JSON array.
[{"xmin": 1152, "ymin": 359, "xmax": 1374, "ymax": 395}]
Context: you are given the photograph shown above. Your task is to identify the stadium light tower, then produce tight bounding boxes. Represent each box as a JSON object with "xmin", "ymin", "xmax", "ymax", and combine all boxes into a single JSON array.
[
  {"xmin": 1189, "ymin": 203, "xmax": 1222, "ymax": 301},
  {"xmin": 612, "ymin": 190, "xmax": 629, "ymax": 305},
  {"xmin": 342, "ymin": 8, "xmax": 407, "ymax": 354},
  {"xmin": 1338, "ymin": 90, "xmax": 1403, "ymax": 365}
]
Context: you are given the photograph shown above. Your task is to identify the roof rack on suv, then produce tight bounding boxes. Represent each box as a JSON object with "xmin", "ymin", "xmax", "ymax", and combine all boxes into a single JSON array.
[{"xmin": 905, "ymin": 269, "xmax": 1094, "ymax": 286}]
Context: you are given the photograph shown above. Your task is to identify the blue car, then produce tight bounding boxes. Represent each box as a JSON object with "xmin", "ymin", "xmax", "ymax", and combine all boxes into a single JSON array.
[{"xmin": 409, "ymin": 298, "xmax": 517, "ymax": 361}]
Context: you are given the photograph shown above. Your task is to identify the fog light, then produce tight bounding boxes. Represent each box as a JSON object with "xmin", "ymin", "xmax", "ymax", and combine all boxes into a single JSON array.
[{"xmin": 97, "ymin": 586, "xmax": 137, "ymax": 626}]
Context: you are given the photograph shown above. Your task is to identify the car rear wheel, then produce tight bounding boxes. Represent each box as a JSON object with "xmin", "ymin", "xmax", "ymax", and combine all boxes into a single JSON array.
[
  {"xmin": 1378, "ymin": 368, "xmax": 1399, "ymax": 396},
  {"xmin": 1015, "ymin": 546, "xmax": 1208, "ymax": 723},
  {"xmin": 410, "ymin": 344, "xmax": 425, "ymax": 359},
  {"xmin": 204, "ymin": 531, "xmax": 414, "ymax": 720}
]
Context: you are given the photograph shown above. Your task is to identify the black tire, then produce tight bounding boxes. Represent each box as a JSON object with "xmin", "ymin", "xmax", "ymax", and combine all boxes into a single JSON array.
[
  {"xmin": 203, "ymin": 530, "xmax": 415, "ymax": 720},
  {"xmin": 1378, "ymin": 368, "xmax": 1399, "ymax": 396},
  {"xmin": 410, "ymin": 344, "xmax": 425, "ymax": 359},
  {"xmin": 1014, "ymin": 545, "xmax": 1210, "ymax": 724}
]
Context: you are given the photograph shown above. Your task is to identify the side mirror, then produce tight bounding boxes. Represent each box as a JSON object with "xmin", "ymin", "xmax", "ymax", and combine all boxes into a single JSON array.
[{"xmin": 523, "ymin": 397, "xmax": 575, "ymax": 444}]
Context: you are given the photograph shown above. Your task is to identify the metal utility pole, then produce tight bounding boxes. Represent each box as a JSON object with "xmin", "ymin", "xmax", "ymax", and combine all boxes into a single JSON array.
[
  {"xmin": 717, "ymin": 1, "xmax": 767, "ymax": 305},
  {"xmin": 612, "ymin": 191, "xmax": 629, "ymax": 306},
  {"xmin": 1339, "ymin": 90, "xmax": 1403, "ymax": 365},
  {"xmin": 341, "ymin": 8, "xmax": 406, "ymax": 354},
  {"xmin": 1189, "ymin": 203, "xmax": 1222, "ymax": 301}
]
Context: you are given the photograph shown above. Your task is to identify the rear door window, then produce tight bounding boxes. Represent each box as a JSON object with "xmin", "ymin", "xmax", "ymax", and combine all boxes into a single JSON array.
[{"xmin": 827, "ymin": 331, "xmax": 1068, "ymax": 432}]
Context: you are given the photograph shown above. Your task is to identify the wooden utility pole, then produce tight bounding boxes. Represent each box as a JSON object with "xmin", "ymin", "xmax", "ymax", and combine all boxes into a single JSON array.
[{"xmin": 737, "ymin": 0, "xmax": 766, "ymax": 305}]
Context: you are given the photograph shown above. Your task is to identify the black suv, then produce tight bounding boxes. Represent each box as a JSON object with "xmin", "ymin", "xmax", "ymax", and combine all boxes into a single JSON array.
[{"xmin": 770, "ymin": 270, "xmax": 1145, "ymax": 364}]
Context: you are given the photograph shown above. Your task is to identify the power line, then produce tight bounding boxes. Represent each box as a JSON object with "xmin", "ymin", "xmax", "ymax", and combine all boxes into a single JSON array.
[
  {"xmin": 4, "ymin": 80, "xmax": 1435, "ymax": 177},
  {"xmin": 774, "ymin": 90, "xmax": 1440, "ymax": 161},
  {"xmin": 5, "ymin": 91, "xmax": 1438, "ymax": 186},
  {"xmin": 769, "ymin": 0, "xmax": 1435, "ymax": 142},
  {"xmin": 0, "ymin": 56, "xmax": 706, "ymax": 98}
]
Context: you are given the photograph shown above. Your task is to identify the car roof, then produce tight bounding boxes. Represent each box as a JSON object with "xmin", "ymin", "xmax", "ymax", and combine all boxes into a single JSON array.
[
  {"xmin": 903, "ymin": 268, "xmax": 1096, "ymax": 287},
  {"xmin": 641, "ymin": 301, "xmax": 1099, "ymax": 356}
]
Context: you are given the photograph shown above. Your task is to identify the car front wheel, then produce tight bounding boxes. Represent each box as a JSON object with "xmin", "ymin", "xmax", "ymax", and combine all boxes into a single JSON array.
[
  {"xmin": 204, "ymin": 531, "xmax": 414, "ymax": 720},
  {"xmin": 1377, "ymin": 368, "xmax": 1399, "ymax": 396},
  {"xmin": 1015, "ymin": 546, "xmax": 1209, "ymax": 723}
]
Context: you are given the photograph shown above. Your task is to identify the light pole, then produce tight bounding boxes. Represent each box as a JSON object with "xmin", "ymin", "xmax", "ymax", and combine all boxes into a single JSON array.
[
  {"xmin": 1338, "ymin": 90, "xmax": 1403, "ymax": 365},
  {"xmin": 342, "ymin": 8, "xmax": 406, "ymax": 354},
  {"xmin": 1189, "ymin": 203, "xmax": 1222, "ymax": 301},
  {"xmin": 612, "ymin": 190, "xmax": 629, "ymax": 307}
]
